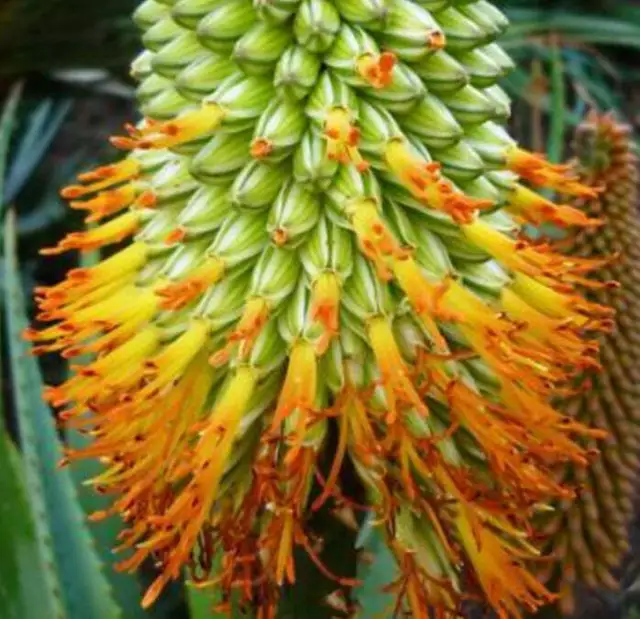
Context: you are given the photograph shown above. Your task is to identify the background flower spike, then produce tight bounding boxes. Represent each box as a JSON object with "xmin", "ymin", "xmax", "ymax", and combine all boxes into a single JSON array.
[{"xmin": 537, "ymin": 114, "xmax": 640, "ymax": 617}]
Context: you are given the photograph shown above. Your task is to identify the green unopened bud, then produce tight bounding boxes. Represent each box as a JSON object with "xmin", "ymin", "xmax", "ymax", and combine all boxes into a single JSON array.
[
  {"xmin": 254, "ymin": 0, "xmax": 302, "ymax": 23},
  {"xmin": 251, "ymin": 99, "xmax": 308, "ymax": 163},
  {"xmin": 437, "ymin": 84, "xmax": 494, "ymax": 126},
  {"xmin": 398, "ymin": 93, "xmax": 463, "ymax": 149},
  {"xmin": 133, "ymin": 0, "xmax": 169, "ymax": 30},
  {"xmin": 153, "ymin": 32, "xmax": 207, "ymax": 78},
  {"xmin": 321, "ymin": 339, "xmax": 345, "ymax": 392},
  {"xmin": 161, "ymin": 239, "xmax": 211, "ymax": 280},
  {"xmin": 137, "ymin": 74, "xmax": 172, "ymax": 103},
  {"xmin": 300, "ymin": 216, "xmax": 354, "ymax": 281},
  {"xmin": 482, "ymin": 42, "xmax": 515, "ymax": 76},
  {"xmin": 177, "ymin": 184, "xmax": 234, "ymax": 235},
  {"xmin": 333, "ymin": 0, "xmax": 388, "ymax": 31},
  {"xmin": 294, "ymin": 0, "xmax": 341, "ymax": 52},
  {"xmin": 131, "ymin": 50, "xmax": 155, "ymax": 81},
  {"xmin": 233, "ymin": 22, "xmax": 293, "ymax": 75},
  {"xmin": 324, "ymin": 24, "xmax": 379, "ymax": 87},
  {"xmin": 136, "ymin": 206, "xmax": 184, "ymax": 248},
  {"xmin": 455, "ymin": 47, "xmax": 502, "ymax": 88},
  {"xmin": 465, "ymin": 121, "xmax": 515, "ymax": 167},
  {"xmin": 190, "ymin": 130, "xmax": 252, "ymax": 183},
  {"xmin": 458, "ymin": 173, "xmax": 503, "ymax": 204},
  {"xmin": 293, "ymin": 130, "xmax": 339, "ymax": 190},
  {"xmin": 358, "ymin": 101, "xmax": 402, "ymax": 163},
  {"xmin": 439, "ymin": 229, "xmax": 488, "ymax": 262},
  {"xmin": 274, "ymin": 45, "xmax": 322, "ymax": 100},
  {"xmin": 249, "ymin": 320, "xmax": 288, "ymax": 372},
  {"xmin": 201, "ymin": 271, "xmax": 251, "ymax": 328},
  {"xmin": 342, "ymin": 253, "xmax": 392, "ymax": 321},
  {"xmin": 306, "ymin": 72, "xmax": 359, "ymax": 126},
  {"xmin": 457, "ymin": 258, "xmax": 509, "ymax": 297},
  {"xmin": 278, "ymin": 281, "xmax": 311, "ymax": 343},
  {"xmin": 361, "ymin": 63, "xmax": 425, "ymax": 114},
  {"xmin": 371, "ymin": 204, "xmax": 412, "ymax": 263},
  {"xmin": 175, "ymin": 54, "xmax": 239, "ymax": 101},
  {"xmin": 197, "ymin": 0, "xmax": 257, "ymax": 53},
  {"xmin": 141, "ymin": 88, "xmax": 193, "ymax": 120},
  {"xmin": 154, "ymin": 165, "xmax": 200, "ymax": 209},
  {"xmin": 326, "ymin": 166, "xmax": 382, "ymax": 217},
  {"xmin": 417, "ymin": 0, "xmax": 451, "ymax": 10},
  {"xmin": 208, "ymin": 211, "xmax": 269, "ymax": 266},
  {"xmin": 486, "ymin": 169, "xmax": 518, "ymax": 192},
  {"xmin": 267, "ymin": 181, "xmax": 321, "ymax": 248},
  {"xmin": 481, "ymin": 85, "xmax": 511, "ymax": 122},
  {"xmin": 430, "ymin": 139, "xmax": 484, "ymax": 182},
  {"xmin": 458, "ymin": 0, "xmax": 509, "ymax": 37},
  {"xmin": 206, "ymin": 74, "xmax": 274, "ymax": 131},
  {"xmin": 142, "ymin": 16, "xmax": 182, "ymax": 52},
  {"xmin": 381, "ymin": 0, "xmax": 445, "ymax": 62},
  {"xmin": 411, "ymin": 50, "xmax": 469, "ymax": 94},
  {"xmin": 249, "ymin": 246, "xmax": 301, "ymax": 304},
  {"xmin": 435, "ymin": 6, "xmax": 490, "ymax": 51},
  {"xmin": 172, "ymin": 0, "xmax": 223, "ymax": 29},
  {"xmin": 231, "ymin": 160, "xmax": 291, "ymax": 210},
  {"xmin": 409, "ymin": 214, "xmax": 454, "ymax": 276}
]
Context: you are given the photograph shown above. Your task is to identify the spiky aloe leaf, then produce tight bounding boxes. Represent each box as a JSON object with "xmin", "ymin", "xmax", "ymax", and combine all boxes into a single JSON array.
[
  {"xmin": 0, "ymin": 399, "xmax": 65, "ymax": 619},
  {"xmin": 3, "ymin": 209, "xmax": 121, "ymax": 619}
]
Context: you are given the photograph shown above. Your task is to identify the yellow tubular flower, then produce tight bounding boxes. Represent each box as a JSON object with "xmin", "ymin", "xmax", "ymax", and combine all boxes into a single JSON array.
[{"xmin": 29, "ymin": 0, "xmax": 616, "ymax": 617}]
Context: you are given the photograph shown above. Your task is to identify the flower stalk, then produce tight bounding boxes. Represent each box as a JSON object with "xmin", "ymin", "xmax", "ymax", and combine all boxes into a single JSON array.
[{"xmin": 28, "ymin": 2, "xmax": 617, "ymax": 617}]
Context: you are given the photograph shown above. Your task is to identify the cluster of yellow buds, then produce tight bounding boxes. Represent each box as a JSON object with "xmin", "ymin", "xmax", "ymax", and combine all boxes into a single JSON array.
[{"xmin": 28, "ymin": 0, "xmax": 616, "ymax": 617}]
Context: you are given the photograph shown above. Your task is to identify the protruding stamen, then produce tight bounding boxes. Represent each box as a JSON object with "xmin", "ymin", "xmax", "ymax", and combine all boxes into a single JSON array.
[
  {"xmin": 355, "ymin": 52, "xmax": 396, "ymax": 89},
  {"xmin": 391, "ymin": 256, "xmax": 449, "ymax": 352},
  {"xmin": 62, "ymin": 159, "xmax": 141, "ymax": 197},
  {"xmin": 40, "ymin": 212, "xmax": 139, "ymax": 255},
  {"xmin": 157, "ymin": 257, "xmax": 225, "ymax": 311},
  {"xmin": 428, "ymin": 30, "xmax": 446, "ymax": 50},
  {"xmin": 347, "ymin": 198, "xmax": 409, "ymax": 280},
  {"xmin": 384, "ymin": 140, "xmax": 493, "ymax": 223},
  {"xmin": 324, "ymin": 107, "xmax": 369, "ymax": 172},
  {"xmin": 367, "ymin": 316, "xmax": 429, "ymax": 423},
  {"xmin": 310, "ymin": 272, "xmax": 340, "ymax": 355},
  {"xmin": 209, "ymin": 298, "xmax": 270, "ymax": 366},
  {"xmin": 250, "ymin": 138, "xmax": 273, "ymax": 159},
  {"xmin": 110, "ymin": 104, "xmax": 225, "ymax": 151},
  {"xmin": 68, "ymin": 184, "xmax": 138, "ymax": 223},
  {"xmin": 270, "ymin": 341, "xmax": 317, "ymax": 431},
  {"xmin": 507, "ymin": 184, "xmax": 604, "ymax": 228},
  {"xmin": 506, "ymin": 147, "xmax": 601, "ymax": 198}
]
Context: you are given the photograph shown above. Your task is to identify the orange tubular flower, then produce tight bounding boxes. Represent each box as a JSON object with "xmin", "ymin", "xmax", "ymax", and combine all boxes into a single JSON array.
[
  {"xmin": 384, "ymin": 139, "xmax": 494, "ymax": 223},
  {"xmin": 506, "ymin": 146, "xmax": 601, "ymax": 198},
  {"xmin": 29, "ymin": 1, "xmax": 617, "ymax": 617}
]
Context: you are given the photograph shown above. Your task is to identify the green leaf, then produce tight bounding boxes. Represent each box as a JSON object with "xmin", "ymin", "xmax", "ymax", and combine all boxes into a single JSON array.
[
  {"xmin": 0, "ymin": 425, "xmax": 67, "ymax": 619},
  {"xmin": 353, "ymin": 516, "xmax": 397, "ymax": 619},
  {"xmin": 277, "ymin": 508, "xmax": 358, "ymax": 619},
  {"xmin": 3, "ymin": 209, "xmax": 121, "ymax": 619},
  {"xmin": 4, "ymin": 97, "xmax": 72, "ymax": 204},
  {"xmin": 0, "ymin": 82, "xmax": 22, "ymax": 207},
  {"xmin": 546, "ymin": 42, "xmax": 566, "ymax": 164},
  {"xmin": 503, "ymin": 10, "xmax": 640, "ymax": 51}
]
